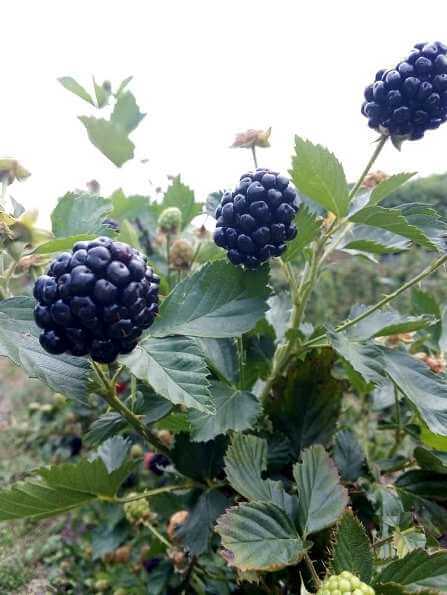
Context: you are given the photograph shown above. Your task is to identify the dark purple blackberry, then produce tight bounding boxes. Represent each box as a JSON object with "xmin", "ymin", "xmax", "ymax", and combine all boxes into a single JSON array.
[
  {"xmin": 213, "ymin": 168, "xmax": 299, "ymax": 268},
  {"xmin": 362, "ymin": 41, "xmax": 447, "ymax": 142},
  {"xmin": 33, "ymin": 237, "xmax": 160, "ymax": 364}
]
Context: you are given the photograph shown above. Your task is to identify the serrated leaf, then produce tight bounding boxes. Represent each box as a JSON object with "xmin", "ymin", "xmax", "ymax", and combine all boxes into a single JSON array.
[
  {"xmin": 341, "ymin": 225, "xmax": 411, "ymax": 254},
  {"xmin": 224, "ymin": 434, "xmax": 281, "ymax": 502},
  {"xmin": 265, "ymin": 349, "xmax": 343, "ymax": 457},
  {"xmin": 51, "ymin": 192, "xmax": 112, "ymax": 237},
  {"xmin": 350, "ymin": 205, "xmax": 439, "ymax": 251},
  {"xmin": 91, "ymin": 523, "xmax": 128, "ymax": 560},
  {"xmin": 0, "ymin": 454, "xmax": 133, "ymax": 521},
  {"xmin": 379, "ymin": 549, "xmax": 447, "ymax": 590},
  {"xmin": 194, "ymin": 337, "xmax": 238, "ymax": 385},
  {"xmin": 290, "ymin": 136, "xmax": 350, "ymax": 217},
  {"xmin": 162, "ymin": 175, "xmax": 202, "ymax": 229},
  {"xmin": 111, "ymin": 91, "xmax": 145, "ymax": 133},
  {"xmin": 150, "ymin": 261, "xmax": 270, "ymax": 339},
  {"xmin": 393, "ymin": 528, "xmax": 426, "ymax": 558},
  {"xmin": 333, "ymin": 430, "xmax": 365, "ymax": 482},
  {"xmin": 79, "ymin": 116, "xmax": 134, "ymax": 167},
  {"xmin": 330, "ymin": 510, "xmax": 373, "ymax": 582},
  {"xmin": 328, "ymin": 328, "xmax": 384, "ymax": 384},
  {"xmin": 293, "ymin": 445, "xmax": 348, "ymax": 537},
  {"xmin": 189, "ymin": 381, "xmax": 260, "ymax": 442},
  {"xmin": 177, "ymin": 490, "xmax": 229, "ymax": 555},
  {"xmin": 120, "ymin": 336, "xmax": 213, "ymax": 414},
  {"xmin": 282, "ymin": 207, "xmax": 321, "ymax": 261},
  {"xmin": 35, "ymin": 234, "xmax": 97, "ymax": 254},
  {"xmin": 414, "ymin": 447, "xmax": 447, "ymax": 474},
  {"xmin": 0, "ymin": 297, "xmax": 91, "ymax": 403},
  {"xmin": 346, "ymin": 305, "xmax": 436, "ymax": 341},
  {"xmin": 115, "ymin": 76, "xmax": 133, "ymax": 98},
  {"xmin": 368, "ymin": 173, "xmax": 416, "ymax": 206},
  {"xmin": 58, "ymin": 76, "xmax": 95, "ymax": 105},
  {"xmin": 216, "ymin": 501, "xmax": 307, "ymax": 571},
  {"xmin": 96, "ymin": 436, "xmax": 130, "ymax": 473}
]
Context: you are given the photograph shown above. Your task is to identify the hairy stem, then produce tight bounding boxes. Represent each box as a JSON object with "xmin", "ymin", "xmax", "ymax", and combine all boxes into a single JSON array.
[
  {"xmin": 91, "ymin": 361, "xmax": 171, "ymax": 456},
  {"xmin": 304, "ymin": 553, "xmax": 321, "ymax": 590},
  {"xmin": 117, "ymin": 482, "xmax": 196, "ymax": 503}
]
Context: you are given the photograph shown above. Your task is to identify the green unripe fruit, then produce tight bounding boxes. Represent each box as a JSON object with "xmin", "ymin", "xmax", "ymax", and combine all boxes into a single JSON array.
[
  {"xmin": 158, "ymin": 207, "xmax": 182, "ymax": 234},
  {"xmin": 94, "ymin": 579, "xmax": 110, "ymax": 592},
  {"xmin": 317, "ymin": 571, "xmax": 374, "ymax": 595},
  {"xmin": 123, "ymin": 494, "xmax": 152, "ymax": 524},
  {"xmin": 130, "ymin": 443, "xmax": 144, "ymax": 458}
]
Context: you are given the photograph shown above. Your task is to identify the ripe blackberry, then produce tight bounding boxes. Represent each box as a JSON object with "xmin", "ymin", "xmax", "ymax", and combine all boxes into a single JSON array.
[
  {"xmin": 33, "ymin": 237, "xmax": 160, "ymax": 364},
  {"xmin": 213, "ymin": 168, "xmax": 299, "ymax": 268},
  {"xmin": 362, "ymin": 41, "xmax": 447, "ymax": 142}
]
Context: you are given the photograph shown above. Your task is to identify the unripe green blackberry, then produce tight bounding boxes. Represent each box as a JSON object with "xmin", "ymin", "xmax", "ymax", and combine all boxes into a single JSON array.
[
  {"xmin": 124, "ymin": 494, "xmax": 152, "ymax": 524},
  {"xmin": 170, "ymin": 238, "xmax": 194, "ymax": 270},
  {"xmin": 317, "ymin": 571, "xmax": 375, "ymax": 595},
  {"xmin": 158, "ymin": 207, "xmax": 182, "ymax": 234}
]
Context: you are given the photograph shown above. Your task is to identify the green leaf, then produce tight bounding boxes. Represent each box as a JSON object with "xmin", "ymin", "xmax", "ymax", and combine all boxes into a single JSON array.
[
  {"xmin": 120, "ymin": 336, "xmax": 213, "ymax": 414},
  {"xmin": 205, "ymin": 190, "xmax": 223, "ymax": 217},
  {"xmin": 111, "ymin": 91, "xmax": 145, "ymax": 133},
  {"xmin": 171, "ymin": 433, "xmax": 226, "ymax": 481},
  {"xmin": 224, "ymin": 434, "xmax": 282, "ymax": 502},
  {"xmin": 0, "ymin": 297, "xmax": 91, "ymax": 403},
  {"xmin": 330, "ymin": 510, "xmax": 373, "ymax": 583},
  {"xmin": 162, "ymin": 175, "xmax": 202, "ymax": 229},
  {"xmin": 350, "ymin": 205, "xmax": 439, "ymax": 250},
  {"xmin": 0, "ymin": 453, "xmax": 133, "ymax": 521},
  {"xmin": 395, "ymin": 470, "xmax": 447, "ymax": 501},
  {"xmin": 97, "ymin": 436, "xmax": 130, "ymax": 473},
  {"xmin": 293, "ymin": 445, "xmax": 348, "ymax": 537},
  {"xmin": 117, "ymin": 219, "xmax": 141, "ymax": 249},
  {"xmin": 266, "ymin": 293, "xmax": 292, "ymax": 344},
  {"xmin": 177, "ymin": 490, "xmax": 229, "ymax": 555},
  {"xmin": 414, "ymin": 447, "xmax": 447, "ymax": 474},
  {"xmin": 328, "ymin": 329, "xmax": 384, "ymax": 384},
  {"xmin": 150, "ymin": 261, "xmax": 270, "ymax": 339},
  {"xmin": 379, "ymin": 549, "xmax": 447, "ymax": 590},
  {"xmin": 419, "ymin": 426, "xmax": 447, "ymax": 451},
  {"xmin": 346, "ymin": 305, "xmax": 436, "ymax": 341},
  {"xmin": 115, "ymin": 76, "xmax": 133, "ymax": 98},
  {"xmin": 393, "ymin": 528, "xmax": 426, "ymax": 558},
  {"xmin": 282, "ymin": 207, "xmax": 321, "ymax": 261},
  {"xmin": 383, "ymin": 350, "xmax": 447, "ymax": 436},
  {"xmin": 93, "ymin": 77, "xmax": 110, "ymax": 108},
  {"xmin": 35, "ymin": 234, "xmax": 98, "ymax": 254},
  {"xmin": 368, "ymin": 173, "xmax": 416, "ymax": 206},
  {"xmin": 290, "ymin": 136, "xmax": 350, "ymax": 217},
  {"xmin": 215, "ymin": 501, "xmax": 307, "ymax": 571},
  {"xmin": 194, "ymin": 337, "xmax": 238, "ymax": 385},
  {"xmin": 51, "ymin": 192, "xmax": 112, "ymax": 237},
  {"xmin": 265, "ymin": 349, "xmax": 343, "ymax": 457},
  {"xmin": 333, "ymin": 430, "xmax": 365, "ymax": 482},
  {"xmin": 189, "ymin": 381, "xmax": 261, "ymax": 442},
  {"xmin": 58, "ymin": 76, "xmax": 95, "ymax": 105},
  {"xmin": 341, "ymin": 225, "xmax": 411, "ymax": 254},
  {"xmin": 79, "ymin": 116, "xmax": 135, "ymax": 167}
]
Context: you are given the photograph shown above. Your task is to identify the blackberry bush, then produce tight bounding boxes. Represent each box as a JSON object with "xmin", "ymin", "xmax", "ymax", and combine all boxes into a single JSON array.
[
  {"xmin": 33, "ymin": 237, "xmax": 159, "ymax": 363},
  {"xmin": 362, "ymin": 41, "xmax": 447, "ymax": 142},
  {"xmin": 213, "ymin": 168, "xmax": 299, "ymax": 268}
]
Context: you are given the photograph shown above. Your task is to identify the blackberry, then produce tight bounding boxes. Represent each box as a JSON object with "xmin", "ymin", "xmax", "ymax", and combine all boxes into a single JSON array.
[
  {"xmin": 144, "ymin": 451, "xmax": 170, "ymax": 475},
  {"xmin": 317, "ymin": 571, "xmax": 374, "ymax": 594},
  {"xmin": 362, "ymin": 41, "xmax": 447, "ymax": 142},
  {"xmin": 213, "ymin": 168, "xmax": 299, "ymax": 268},
  {"xmin": 33, "ymin": 237, "xmax": 160, "ymax": 364}
]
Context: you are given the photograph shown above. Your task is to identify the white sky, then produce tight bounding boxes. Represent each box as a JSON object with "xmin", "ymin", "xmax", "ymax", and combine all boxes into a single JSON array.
[{"xmin": 3, "ymin": 1, "xmax": 447, "ymax": 227}]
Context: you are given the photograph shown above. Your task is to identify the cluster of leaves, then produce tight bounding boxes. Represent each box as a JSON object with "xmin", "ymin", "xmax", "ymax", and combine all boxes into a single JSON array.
[{"xmin": 1, "ymin": 77, "xmax": 447, "ymax": 594}]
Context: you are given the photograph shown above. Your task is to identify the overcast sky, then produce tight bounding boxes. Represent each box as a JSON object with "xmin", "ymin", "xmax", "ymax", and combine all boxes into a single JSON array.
[{"xmin": 3, "ymin": 1, "xmax": 447, "ymax": 226}]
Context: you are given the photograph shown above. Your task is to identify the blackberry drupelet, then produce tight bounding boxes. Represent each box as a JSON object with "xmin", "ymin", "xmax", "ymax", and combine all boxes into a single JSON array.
[
  {"xmin": 213, "ymin": 168, "xmax": 299, "ymax": 268},
  {"xmin": 362, "ymin": 41, "xmax": 447, "ymax": 142},
  {"xmin": 33, "ymin": 237, "xmax": 160, "ymax": 364}
]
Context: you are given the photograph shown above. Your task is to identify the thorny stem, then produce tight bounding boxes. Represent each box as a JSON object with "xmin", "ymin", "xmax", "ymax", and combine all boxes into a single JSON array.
[
  {"xmin": 304, "ymin": 553, "xmax": 321, "ymax": 590},
  {"xmin": 117, "ymin": 483, "xmax": 197, "ymax": 503},
  {"xmin": 302, "ymin": 253, "xmax": 447, "ymax": 352},
  {"xmin": 91, "ymin": 361, "xmax": 171, "ymax": 457},
  {"xmin": 259, "ymin": 135, "xmax": 389, "ymax": 403}
]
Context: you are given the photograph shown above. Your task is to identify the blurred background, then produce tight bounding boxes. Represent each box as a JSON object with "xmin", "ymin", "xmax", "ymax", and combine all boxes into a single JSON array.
[{"xmin": 3, "ymin": 0, "xmax": 447, "ymax": 224}]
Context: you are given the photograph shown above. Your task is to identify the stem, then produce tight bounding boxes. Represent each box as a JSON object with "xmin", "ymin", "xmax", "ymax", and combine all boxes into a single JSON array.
[
  {"xmin": 304, "ymin": 553, "xmax": 321, "ymax": 590},
  {"xmin": 388, "ymin": 385, "xmax": 403, "ymax": 458},
  {"xmin": 117, "ymin": 483, "xmax": 196, "ymax": 503},
  {"xmin": 130, "ymin": 373, "xmax": 137, "ymax": 405},
  {"xmin": 142, "ymin": 519, "xmax": 171, "ymax": 548},
  {"xmin": 251, "ymin": 145, "xmax": 258, "ymax": 169},
  {"xmin": 238, "ymin": 336, "xmax": 245, "ymax": 389},
  {"xmin": 166, "ymin": 232, "xmax": 171, "ymax": 282},
  {"xmin": 302, "ymin": 253, "xmax": 447, "ymax": 351},
  {"xmin": 348, "ymin": 135, "xmax": 388, "ymax": 200},
  {"xmin": 91, "ymin": 361, "xmax": 170, "ymax": 456}
]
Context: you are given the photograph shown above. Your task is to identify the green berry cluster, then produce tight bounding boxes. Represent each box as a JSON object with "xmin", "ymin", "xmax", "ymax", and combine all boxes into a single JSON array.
[
  {"xmin": 317, "ymin": 571, "xmax": 375, "ymax": 595},
  {"xmin": 123, "ymin": 495, "xmax": 151, "ymax": 524}
]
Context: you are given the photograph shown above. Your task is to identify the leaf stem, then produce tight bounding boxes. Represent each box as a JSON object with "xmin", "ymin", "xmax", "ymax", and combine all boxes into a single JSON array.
[
  {"xmin": 302, "ymin": 252, "xmax": 447, "ymax": 351},
  {"xmin": 251, "ymin": 145, "xmax": 258, "ymax": 169},
  {"xmin": 388, "ymin": 385, "xmax": 403, "ymax": 458},
  {"xmin": 142, "ymin": 518, "xmax": 171, "ymax": 548},
  {"xmin": 348, "ymin": 135, "xmax": 388, "ymax": 200},
  {"xmin": 116, "ymin": 482, "xmax": 196, "ymax": 503},
  {"xmin": 304, "ymin": 553, "xmax": 321, "ymax": 590},
  {"xmin": 91, "ymin": 361, "xmax": 171, "ymax": 456}
]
